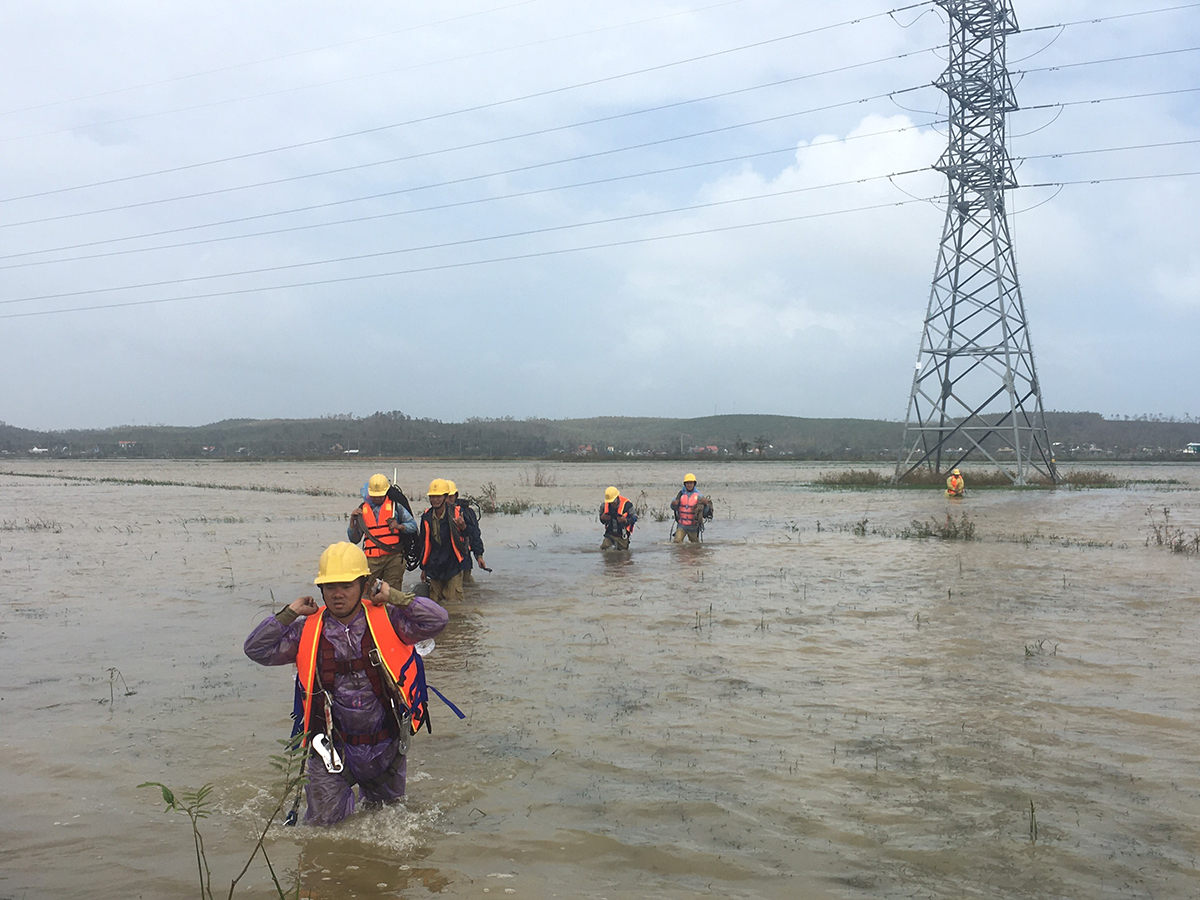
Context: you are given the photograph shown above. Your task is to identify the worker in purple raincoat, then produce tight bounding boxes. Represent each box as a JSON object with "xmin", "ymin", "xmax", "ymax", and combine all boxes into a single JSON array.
[{"xmin": 244, "ymin": 542, "xmax": 448, "ymax": 826}]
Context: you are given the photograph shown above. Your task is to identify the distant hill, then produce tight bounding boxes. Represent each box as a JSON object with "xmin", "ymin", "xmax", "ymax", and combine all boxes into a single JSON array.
[{"xmin": 0, "ymin": 411, "xmax": 1196, "ymax": 461}]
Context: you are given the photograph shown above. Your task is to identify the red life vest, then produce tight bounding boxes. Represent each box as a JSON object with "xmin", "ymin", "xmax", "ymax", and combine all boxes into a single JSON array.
[
  {"xmin": 420, "ymin": 507, "xmax": 466, "ymax": 567},
  {"xmin": 360, "ymin": 499, "xmax": 401, "ymax": 558},
  {"xmin": 295, "ymin": 603, "xmax": 425, "ymax": 746},
  {"xmin": 602, "ymin": 497, "xmax": 635, "ymax": 535},
  {"xmin": 675, "ymin": 490, "xmax": 702, "ymax": 527}
]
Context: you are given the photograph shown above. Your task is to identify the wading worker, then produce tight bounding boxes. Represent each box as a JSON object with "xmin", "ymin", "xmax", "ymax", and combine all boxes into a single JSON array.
[
  {"xmin": 946, "ymin": 468, "xmax": 965, "ymax": 498},
  {"xmin": 243, "ymin": 542, "xmax": 448, "ymax": 826},
  {"xmin": 670, "ymin": 473, "xmax": 713, "ymax": 543},
  {"xmin": 599, "ymin": 486, "xmax": 637, "ymax": 551},
  {"xmin": 419, "ymin": 478, "xmax": 469, "ymax": 603},
  {"xmin": 446, "ymin": 480, "xmax": 487, "ymax": 585},
  {"xmin": 348, "ymin": 473, "xmax": 418, "ymax": 590}
]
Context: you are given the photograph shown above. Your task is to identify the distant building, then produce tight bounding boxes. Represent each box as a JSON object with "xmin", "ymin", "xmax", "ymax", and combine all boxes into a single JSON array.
[
  {"xmin": 1185, "ymin": 442, "xmax": 1200, "ymax": 454},
  {"xmin": 29, "ymin": 446, "xmax": 49, "ymax": 454}
]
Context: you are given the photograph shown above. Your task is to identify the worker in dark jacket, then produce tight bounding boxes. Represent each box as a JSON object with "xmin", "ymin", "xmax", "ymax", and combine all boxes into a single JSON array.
[
  {"xmin": 599, "ymin": 486, "xmax": 637, "ymax": 551},
  {"xmin": 446, "ymin": 480, "xmax": 486, "ymax": 585},
  {"xmin": 419, "ymin": 479, "xmax": 469, "ymax": 603}
]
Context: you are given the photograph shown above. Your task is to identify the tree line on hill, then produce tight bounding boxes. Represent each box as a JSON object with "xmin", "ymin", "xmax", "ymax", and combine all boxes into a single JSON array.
[{"xmin": 0, "ymin": 410, "xmax": 1197, "ymax": 462}]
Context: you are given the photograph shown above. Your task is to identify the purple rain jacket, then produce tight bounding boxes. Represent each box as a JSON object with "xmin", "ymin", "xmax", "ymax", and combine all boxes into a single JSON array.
[{"xmin": 244, "ymin": 595, "xmax": 448, "ymax": 823}]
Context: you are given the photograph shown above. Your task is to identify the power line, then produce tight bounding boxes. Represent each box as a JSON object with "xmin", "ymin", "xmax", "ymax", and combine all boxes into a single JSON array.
[
  {"xmin": 3, "ymin": 76, "xmax": 1189, "ymax": 238},
  {"xmin": 0, "ymin": 82, "xmax": 932, "ymax": 228},
  {"xmin": 4, "ymin": 163, "xmax": 1197, "ymax": 321},
  {"xmin": 1019, "ymin": 170, "xmax": 1200, "ymax": 190},
  {"xmin": 1016, "ymin": 137, "xmax": 1200, "ymax": 163},
  {"xmin": 1019, "ymin": 85, "xmax": 1200, "ymax": 114},
  {"xmin": 0, "ymin": 195, "xmax": 946, "ymax": 321},
  {"xmin": 0, "ymin": 2, "xmax": 937, "ymax": 204},
  {"xmin": 1020, "ymin": 2, "xmax": 1200, "ymax": 36},
  {"xmin": 1014, "ymin": 44, "xmax": 1200, "ymax": 77},
  {"xmin": 0, "ymin": 166, "xmax": 936, "ymax": 305},
  {"xmin": 6, "ymin": 165, "xmax": 1197, "ymax": 319},
  {"xmin": 2, "ymin": 0, "xmax": 754, "ymax": 139},
  {"xmin": 0, "ymin": 0, "xmax": 549, "ymax": 117},
  {"xmin": 10, "ymin": 128, "xmax": 1193, "ymax": 272}
]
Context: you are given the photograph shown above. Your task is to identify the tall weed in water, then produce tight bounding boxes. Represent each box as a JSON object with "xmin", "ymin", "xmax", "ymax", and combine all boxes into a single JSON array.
[
  {"xmin": 900, "ymin": 513, "xmax": 977, "ymax": 541},
  {"xmin": 470, "ymin": 482, "xmax": 531, "ymax": 515},
  {"xmin": 1144, "ymin": 506, "xmax": 1200, "ymax": 555},
  {"xmin": 139, "ymin": 734, "xmax": 307, "ymax": 899},
  {"xmin": 518, "ymin": 464, "xmax": 557, "ymax": 487}
]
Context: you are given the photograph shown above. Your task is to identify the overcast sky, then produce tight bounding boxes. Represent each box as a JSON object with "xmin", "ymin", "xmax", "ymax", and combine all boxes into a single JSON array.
[{"xmin": 0, "ymin": 0, "xmax": 1196, "ymax": 430}]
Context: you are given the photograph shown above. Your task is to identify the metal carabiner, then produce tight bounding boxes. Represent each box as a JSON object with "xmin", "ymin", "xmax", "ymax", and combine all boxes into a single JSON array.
[{"xmin": 311, "ymin": 733, "xmax": 344, "ymax": 774}]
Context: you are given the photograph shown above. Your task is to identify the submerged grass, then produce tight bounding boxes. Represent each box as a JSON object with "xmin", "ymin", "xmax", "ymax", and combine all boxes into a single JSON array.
[
  {"xmin": 816, "ymin": 467, "xmax": 1134, "ymax": 489},
  {"xmin": 0, "ymin": 516, "xmax": 63, "ymax": 532},
  {"xmin": 1, "ymin": 470, "xmax": 343, "ymax": 496},
  {"xmin": 836, "ymin": 512, "xmax": 978, "ymax": 541}
]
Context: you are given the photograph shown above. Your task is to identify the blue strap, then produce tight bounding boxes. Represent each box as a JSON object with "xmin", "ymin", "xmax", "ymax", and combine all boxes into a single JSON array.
[
  {"xmin": 289, "ymin": 676, "xmax": 305, "ymax": 738},
  {"xmin": 427, "ymin": 684, "xmax": 466, "ymax": 719}
]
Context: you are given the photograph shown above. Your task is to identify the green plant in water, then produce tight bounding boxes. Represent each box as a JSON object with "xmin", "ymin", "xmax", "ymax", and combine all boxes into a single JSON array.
[
  {"xmin": 899, "ymin": 513, "xmax": 977, "ymax": 541},
  {"xmin": 1029, "ymin": 799, "xmax": 1038, "ymax": 844},
  {"xmin": 474, "ymin": 482, "xmax": 498, "ymax": 514},
  {"xmin": 139, "ymin": 734, "xmax": 308, "ymax": 899}
]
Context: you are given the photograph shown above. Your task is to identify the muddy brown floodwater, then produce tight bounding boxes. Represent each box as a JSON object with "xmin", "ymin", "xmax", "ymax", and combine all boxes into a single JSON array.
[{"xmin": 1, "ymin": 459, "xmax": 1199, "ymax": 899}]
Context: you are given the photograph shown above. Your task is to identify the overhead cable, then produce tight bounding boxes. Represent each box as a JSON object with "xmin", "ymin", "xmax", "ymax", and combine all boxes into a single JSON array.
[
  {"xmin": 0, "ymin": 2, "xmax": 937, "ymax": 203},
  {"xmin": 0, "ymin": 166, "xmax": 936, "ymax": 305},
  {"xmin": 3, "ymin": 0, "xmax": 754, "ymax": 137},
  {"xmin": 0, "ymin": 85, "xmax": 931, "ymax": 227},
  {"xmin": 0, "ymin": 0, "xmax": 549, "ymax": 117},
  {"xmin": 0, "ymin": 195, "xmax": 947, "ymax": 321},
  {"xmin": 8, "ymin": 134, "xmax": 1192, "ymax": 271}
]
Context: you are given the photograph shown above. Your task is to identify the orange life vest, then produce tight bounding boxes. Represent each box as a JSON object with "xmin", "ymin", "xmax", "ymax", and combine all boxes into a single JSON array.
[
  {"xmin": 360, "ymin": 499, "xmax": 401, "ymax": 558},
  {"xmin": 420, "ymin": 507, "xmax": 466, "ymax": 567},
  {"xmin": 675, "ymin": 490, "xmax": 702, "ymax": 528},
  {"xmin": 602, "ymin": 497, "xmax": 635, "ymax": 535},
  {"xmin": 946, "ymin": 475, "xmax": 964, "ymax": 497},
  {"xmin": 295, "ymin": 602, "xmax": 425, "ymax": 746}
]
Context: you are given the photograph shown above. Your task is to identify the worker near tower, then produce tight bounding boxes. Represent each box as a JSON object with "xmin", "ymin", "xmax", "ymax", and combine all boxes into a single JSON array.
[{"xmin": 946, "ymin": 468, "xmax": 965, "ymax": 498}]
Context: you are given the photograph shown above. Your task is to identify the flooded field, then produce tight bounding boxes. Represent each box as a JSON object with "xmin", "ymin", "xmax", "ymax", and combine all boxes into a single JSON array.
[{"xmin": 1, "ymin": 459, "xmax": 1199, "ymax": 899}]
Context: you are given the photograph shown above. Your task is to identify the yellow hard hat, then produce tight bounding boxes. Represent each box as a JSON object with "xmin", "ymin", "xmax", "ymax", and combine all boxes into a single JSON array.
[
  {"xmin": 314, "ymin": 541, "xmax": 371, "ymax": 585},
  {"xmin": 445, "ymin": 479, "xmax": 458, "ymax": 495},
  {"xmin": 684, "ymin": 473, "xmax": 697, "ymax": 483},
  {"xmin": 367, "ymin": 473, "xmax": 390, "ymax": 496},
  {"xmin": 952, "ymin": 468, "xmax": 961, "ymax": 475},
  {"xmin": 604, "ymin": 486, "xmax": 619, "ymax": 503},
  {"xmin": 428, "ymin": 478, "xmax": 448, "ymax": 497}
]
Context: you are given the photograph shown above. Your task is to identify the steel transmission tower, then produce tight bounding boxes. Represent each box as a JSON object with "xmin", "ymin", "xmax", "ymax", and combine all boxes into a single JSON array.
[{"xmin": 896, "ymin": 0, "xmax": 1057, "ymax": 484}]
